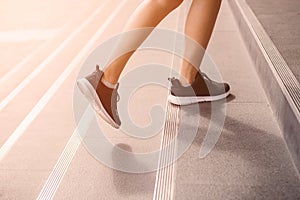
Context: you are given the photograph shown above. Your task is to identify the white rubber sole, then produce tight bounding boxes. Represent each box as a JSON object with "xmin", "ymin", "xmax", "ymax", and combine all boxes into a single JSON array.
[
  {"xmin": 76, "ymin": 78, "xmax": 120, "ymax": 129},
  {"xmin": 167, "ymin": 91, "xmax": 230, "ymax": 106}
]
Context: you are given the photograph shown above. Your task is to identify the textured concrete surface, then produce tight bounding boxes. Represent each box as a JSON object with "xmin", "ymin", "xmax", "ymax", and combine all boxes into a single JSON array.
[
  {"xmin": 174, "ymin": 0, "xmax": 300, "ymax": 199},
  {"xmin": 246, "ymin": 0, "xmax": 300, "ymax": 82},
  {"xmin": 229, "ymin": 0, "xmax": 300, "ymax": 176},
  {"xmin": 0, "ymin": 0, "xmax": 173, "ymax": 199},
  {"xmin": 1, "ymin": 0, "xmax": 299, "ymax": 199}
]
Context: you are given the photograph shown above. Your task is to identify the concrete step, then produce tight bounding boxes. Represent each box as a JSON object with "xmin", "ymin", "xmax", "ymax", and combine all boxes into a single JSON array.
[
  {"xmin": 0, "ymin": 0, "xmax": 141, "ymax": 199},
  {"xmin": 0, "ymin": 0, "xmax": 119, "ymax": 146},
  {"xmin": 1, "ymin": 0, "xmax": 299, "ymax": 199},
  {"xmin": 229, "ymin": 0, "xmax": 300, "ymax": 175},
  {"xmin": 157, "ymin": 0, "xmax": 300, "ymax": 199}
]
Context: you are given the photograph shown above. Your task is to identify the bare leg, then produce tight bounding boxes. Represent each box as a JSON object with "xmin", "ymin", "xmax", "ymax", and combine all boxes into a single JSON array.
[
  {"xmin": 180, "ymin": 0, "xmax": 222, "ymax": 84},
  {"xmin": 103, "ymin": 0, "xmax": 183, "ymax": 84}
]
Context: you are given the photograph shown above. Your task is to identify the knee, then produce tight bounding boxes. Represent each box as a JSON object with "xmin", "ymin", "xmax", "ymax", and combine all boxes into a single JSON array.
[{"xmin": 155, "ymin": 0, "xmax": 183, "ymax": 12}]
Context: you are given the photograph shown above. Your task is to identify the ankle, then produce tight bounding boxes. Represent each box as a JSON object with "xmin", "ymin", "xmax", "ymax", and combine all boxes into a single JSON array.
[
  {"xmin": 102, "ymin": 72, "xmax": 118, "ymax": 85},
  {"xmin": 179, "ymin": 68, "xmax": 198, "ymax": 85},
  {"xmin": 101, "ymin": 77, "xmax": 117, "ymax": 89},
  {"xmin": 180, "ymin": 75, "xmax": 195, "ymax": 85}
]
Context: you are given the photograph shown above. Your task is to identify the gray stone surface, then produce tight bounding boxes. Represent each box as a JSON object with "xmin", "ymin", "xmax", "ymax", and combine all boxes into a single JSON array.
[
  {"xmin": 175, "ymin": 184, "xmax": 300, "ymax": 200},
  {"xmin": 1, "ymin": 0, "xmax": 299, "ymax": 199},
  {"xmin": 246, "ymin": 0, "xmax": 300, "ymax": 82},
  {"xmin": 174, "ymin": 104, "xmax": 300, "ymax": 199},
  {"xmin": 229, "ymin": 0, "xmax": 300, "ymax": 175},
  {"xmin": 54, "ymin": 145, "xmax": 157, "ymax": 200},
  {"xmin": 0, "ymin": 170, "xmax": 49, "ymax": 200},
  {"xmin": 173, "ymin": 0, "xmax": 300, "ymax": 199}
]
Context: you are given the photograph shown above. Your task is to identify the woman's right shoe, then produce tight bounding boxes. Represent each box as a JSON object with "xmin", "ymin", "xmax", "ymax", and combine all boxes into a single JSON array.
[
  {"xmin": 76, "ymin": 65, "xmax": 121, "ymax": 128},
  {"xmin": 168, "ymin": 72, "xmax": 230, "ymax": 105}
]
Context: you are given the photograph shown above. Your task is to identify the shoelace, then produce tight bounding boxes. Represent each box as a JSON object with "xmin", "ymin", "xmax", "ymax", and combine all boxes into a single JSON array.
[
  {"xmin": 115, "ymin": 83, "xmax": 120, "ymax": 102},
  {"xmin": 112, "ymin": 83, "xmax": 120, "ymax": 118}
]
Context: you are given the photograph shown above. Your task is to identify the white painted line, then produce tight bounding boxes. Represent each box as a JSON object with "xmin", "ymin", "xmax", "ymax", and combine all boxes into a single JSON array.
[
  {"xmin": 0, "ymin": 23, "xmax": 70, "ymax": 84},
  {"xmin": 35, "ymin": 3, "xmax": 127, "ymax": 199},
  {"xmin": 0, "ymin": 2, "xmax": 107, "ymax": 111},
  {"xmin": 0, "ymin": 29, "xmax": 60, "ymax": 42},
  {"xmin": 153, "ymin": 1, "xmax": 190, "ymax": 199},
  {"xmin": 0, "ymin": 41, "xmax": 48, "ymax": 85},
  {"xmin": 0, "ymin": 0, "xmax": 122, "ymax": 162},
  {"xmin": 36, "ymin": 106, "xmax": 94, "ymax": 200}
]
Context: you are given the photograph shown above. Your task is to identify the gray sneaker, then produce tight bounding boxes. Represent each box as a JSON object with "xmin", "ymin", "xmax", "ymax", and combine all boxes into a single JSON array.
[
  {"xmin": 168, "ymin": 72, "xmax": 230, "ymax": 105},
  {"xmin": 76, "ymin": 65, "xmax": 121, "ymax": 128}
]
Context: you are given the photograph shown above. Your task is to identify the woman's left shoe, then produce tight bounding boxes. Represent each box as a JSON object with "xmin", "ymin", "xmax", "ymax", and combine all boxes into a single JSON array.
[
  {"xmin": 168, "ymin": 72, "xmax": 230, "ymax": 105},
  {"xmin": 76, "ymin": 65, "xmax": 121, "ymax": 128}
]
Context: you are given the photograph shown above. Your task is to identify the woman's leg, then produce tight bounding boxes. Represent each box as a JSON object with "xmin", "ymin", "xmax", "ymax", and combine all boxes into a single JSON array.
[
  {"xmin": 180, "ymin": 0, "xmax": 222, "ymax": 84},
  {"xmin": 103, "ymin": 0, "xmax": 183, "ymax": 84}
]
